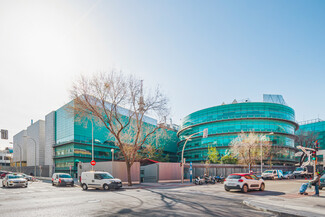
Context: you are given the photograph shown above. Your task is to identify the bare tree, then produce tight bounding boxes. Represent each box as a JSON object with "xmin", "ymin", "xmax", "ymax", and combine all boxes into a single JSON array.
[
  {"xmin": 230, "ymin": 131, "xmax": 271, "ymax": 171},
  {"xmin": 70, "ymin": 71, "xmax": 169, "ymax": 186}
]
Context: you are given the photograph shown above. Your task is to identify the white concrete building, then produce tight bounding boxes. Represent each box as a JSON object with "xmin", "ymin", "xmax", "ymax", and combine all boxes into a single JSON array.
[
  {"xmin": 45, "ymin": 112, "xmax": 55, "ymax": 174},
  {"xmin": 0, "ymin": 148, "xmax": 12, "ymax": 166},
  {"xmin": 13, "ymin": 130, "xmax": 28, "ymax": 163},
  {"xmin": 13, "ymin": 120, "xmax": 46, "ymax": 167}
]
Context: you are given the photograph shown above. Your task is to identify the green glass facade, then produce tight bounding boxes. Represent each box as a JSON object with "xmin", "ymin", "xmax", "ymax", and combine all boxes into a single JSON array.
[
  {"xmin": 298, "ymin": 120, "xmax": 325, "ymax": 162},
  {"xmin": 54, "ymin": 101, "xmax": 178, "ymax": 177},
  {"xmin": 298, "ymin": 121, "xmax": 325, "ymax": 150},
  {"xmin": 177, "ymin": 102, "xmax": 298, "ymax": 165}
]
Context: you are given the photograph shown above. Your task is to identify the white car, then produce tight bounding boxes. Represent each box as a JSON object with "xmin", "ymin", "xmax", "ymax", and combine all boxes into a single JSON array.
[
  {"xmin": 261, "ymin": 170, "xmax": 283, "ymax": 180},
  {"xmin": 224, "ymin": 173, "xmax": 265, "ymax": 193},
  {"xmin": 2, "ymin": 174, "xmax": 28, "ymax": 188},
  {"xmin": 80, "ymin": 171, "xmax": 122, "ymax": 191},
  {"xmin": 52, "ymin": 173, "xmax": 74, "ymax": 186}
]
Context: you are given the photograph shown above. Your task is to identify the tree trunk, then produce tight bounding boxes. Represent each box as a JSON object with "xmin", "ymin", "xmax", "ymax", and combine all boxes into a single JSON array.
[{"xmin": 126, "ymin": 162, "xmax": 132, "ymax": 186}]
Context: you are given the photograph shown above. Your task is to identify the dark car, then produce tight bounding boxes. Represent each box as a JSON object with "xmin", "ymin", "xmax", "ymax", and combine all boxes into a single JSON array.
[{"xmin": 320, "ymin": 174, "xmax": 325, "ymax": 190}]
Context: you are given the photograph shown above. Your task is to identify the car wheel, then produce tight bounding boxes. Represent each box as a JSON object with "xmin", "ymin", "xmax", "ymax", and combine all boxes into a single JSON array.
[
  {"xmin": 319, "ymin": 187, "xmax": 323, "ymax": 190},
  {"xmin": 82, "ymin": 184, "xmax": 88, "ymax": 190},
  {"xmin": 71, "ymin": 182, "xmax": 74, "ymax": 187},
  {"xmin": 103, "ymin": 184, "xmax": 110, "ymax": 191},
  {"xmin": 259, "ymin": 183, "xmax": 265, "ymax": 191},
  {"xmin": 2, "ymin": 182, "xmax": 5, "ymax": 188},
  {"xmin": 241, "ymin": 184, "xmax": 248, "ymax": 193},
  {"xmin": 225, "ymin": 186, "xmax": 230, "ymax": 192}
]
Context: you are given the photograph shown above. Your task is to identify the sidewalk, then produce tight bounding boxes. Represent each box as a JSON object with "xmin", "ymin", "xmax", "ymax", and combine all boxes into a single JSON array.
[
  {"xmin": 121, "ymin": 182, "xmax": 194, "ymax": 189},
  {"xmin": 243, "ymin": 192, "xmax": 325, "ymax": 217}
]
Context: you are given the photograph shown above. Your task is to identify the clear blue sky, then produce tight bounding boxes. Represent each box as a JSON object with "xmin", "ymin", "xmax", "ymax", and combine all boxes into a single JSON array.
[{"xmin": 1, "ymin": 0, "xmax": 325, "ymax": 148}]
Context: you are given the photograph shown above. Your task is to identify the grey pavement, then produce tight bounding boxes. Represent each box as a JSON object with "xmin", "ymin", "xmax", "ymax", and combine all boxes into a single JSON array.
[
  {"xmin": 1, "ymin": 178, "xmax": 324, "ymax": 216},
  {"xmin": 0, "ymin": 179, "xmax": 273, "ymax": 217},
  {"xmin": 242, "ymin": 179, "xmax": 325, "ymax": 217}
]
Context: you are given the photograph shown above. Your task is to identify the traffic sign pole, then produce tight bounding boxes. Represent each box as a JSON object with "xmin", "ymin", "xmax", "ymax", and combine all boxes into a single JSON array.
[{"xmin": 190, "ymin": 162, "xmax": 193, "ymax": 183}]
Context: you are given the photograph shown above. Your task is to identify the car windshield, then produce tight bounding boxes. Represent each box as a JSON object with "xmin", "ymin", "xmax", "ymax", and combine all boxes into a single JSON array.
[
  {"xmin": 8, "ymin": 175, "xmax": 23, "ymax": 179},
  {"xmin": 263, "ymin": 171, "xmax": 273, "ymax": 173},
  {"xmin": 96, "ymin": 173, "xmax": 114, "ymax": 179},
  {"xmin": 59, "ymin": 174, "xmax": 72, "ymax": 178},
  {"xmin": 295, "ymin": 168, "xmax": 303, "ymax": 171},
  {"xmin": 227, "ymin": 175, "xmax": 241, "ymax": 179},
  {"xmin": 321, "ymin": 175, "xmax": 325, "ymax": 179},
  {"xmin": 284, "ymin": 171, "xmax": 291, "ymax": 175}
]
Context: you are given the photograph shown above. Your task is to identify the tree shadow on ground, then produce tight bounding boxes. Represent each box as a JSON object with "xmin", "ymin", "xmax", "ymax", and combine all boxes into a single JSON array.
[
  {"xmin": 98, "ymin": 188, "xmax": 274, "ymax": 217},
  {"xmin": 230, "ymin": 190, "xmax": 285, "ymax": 196}
]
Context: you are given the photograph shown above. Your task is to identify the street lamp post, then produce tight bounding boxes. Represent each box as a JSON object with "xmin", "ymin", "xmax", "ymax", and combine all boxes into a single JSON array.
[
  {"xmin": 181, "ymin": 128, "xmax": 208, "ymax": 184},
  {"xmin": 17, "ymin": 144, "xmax": 22, "ymax": 173},
  {"xmin": 91, "ymin": 119, "xmax": 94, "ymax": 171},
  {"xmin": 260, "ymin": 132, "xmax": 274, "ymax": 174},
  {"xmin": 111, "ymin": 148, "xmax": 114, "ymax": 175},
  {"xmin": 24, "ymin": 136, "xmax": 37, "ymax": 176}
]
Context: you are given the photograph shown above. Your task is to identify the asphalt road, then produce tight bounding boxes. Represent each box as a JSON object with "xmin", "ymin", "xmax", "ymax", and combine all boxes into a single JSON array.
[{"xmin": 0, "ymin": 179, "xmax": 308, "ymax": 217}]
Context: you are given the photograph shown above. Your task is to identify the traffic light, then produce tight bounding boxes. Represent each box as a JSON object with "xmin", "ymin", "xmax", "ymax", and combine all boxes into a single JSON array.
[
  {"xmin": 312, "ymin": 151, "xmax": 317, "ymax": 161},
  {"xmin": 315, "ymin": 140, "xmax": 320, "ymax": 151}
]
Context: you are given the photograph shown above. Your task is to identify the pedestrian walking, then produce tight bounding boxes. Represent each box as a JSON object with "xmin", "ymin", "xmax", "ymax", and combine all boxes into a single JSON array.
[{"xmin": 310, "ymin": 172, "xmax": 321, "ymax": 197}]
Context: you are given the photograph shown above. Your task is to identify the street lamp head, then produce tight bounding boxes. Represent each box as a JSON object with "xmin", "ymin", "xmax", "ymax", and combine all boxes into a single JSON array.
[{"xmin": 111, "ymin": 148, "xmax": 114, "ymax": 153}]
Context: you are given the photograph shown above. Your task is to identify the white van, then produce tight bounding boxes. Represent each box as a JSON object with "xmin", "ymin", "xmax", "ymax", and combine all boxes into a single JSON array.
[{"xmin": 80, "ymin": 171, "xmax": 122, "ymax": 191}]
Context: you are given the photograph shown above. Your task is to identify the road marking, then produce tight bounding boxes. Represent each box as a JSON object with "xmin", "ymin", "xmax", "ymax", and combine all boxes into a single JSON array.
[{"xmin": 88, "ymin": 200, "xmax": 101, "ymax": 203}]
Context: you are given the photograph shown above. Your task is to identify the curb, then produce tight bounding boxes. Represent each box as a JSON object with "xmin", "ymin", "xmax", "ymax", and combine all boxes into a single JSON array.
[{"xmin": 243, "ymin": 200, "xmax": 317, "ymax": 217}]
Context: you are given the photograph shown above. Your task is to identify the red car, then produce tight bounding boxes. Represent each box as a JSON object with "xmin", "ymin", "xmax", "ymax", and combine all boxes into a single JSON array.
[{"xmin": 0, "ymin": 171, "xmax": 12, "ymax": 179}]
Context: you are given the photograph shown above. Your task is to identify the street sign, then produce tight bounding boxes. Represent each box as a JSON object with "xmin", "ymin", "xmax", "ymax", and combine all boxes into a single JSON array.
[
  {"xmin": 90, "ymin": 160, "xmax": 96, "ymax": 166},
  {"xmin": 1, "ymin": 129, "xmax": 8, "ymax": 140}
]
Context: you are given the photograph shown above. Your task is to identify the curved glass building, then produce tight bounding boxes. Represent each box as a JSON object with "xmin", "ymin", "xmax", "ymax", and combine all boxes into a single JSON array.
[{"xmin": 177, "ymin": 102, "xmax": 299, "ymax": 165}]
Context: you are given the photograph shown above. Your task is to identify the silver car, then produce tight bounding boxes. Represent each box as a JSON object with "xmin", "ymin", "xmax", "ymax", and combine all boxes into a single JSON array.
[{"xmin": 2, "ymin": 174, "xmax": 28, "ymax": 188}]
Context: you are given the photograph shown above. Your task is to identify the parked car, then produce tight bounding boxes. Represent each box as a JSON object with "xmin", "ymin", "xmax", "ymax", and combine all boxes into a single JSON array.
[
  {"xmin": 320, "ymin": 174, "xmax": 325, "ymax": 190},
  {"xmin": 261, "ymin": 170, "xmax": 284, "ymax": 180},
  {"xmin": 0, "ymin": 171, "xmax": 11, "ymax": 179},
  {"xmin": 52, "ymin": 173, "xmax": 74, "ymax": 186},
  {"xmin": 19, "ymin": 173, "xmax": 34, "ymax": 181},
  {"xmin": 224, "ymin": 173, "xmax": 265, "ymax": 193},
  {"xmin": 283, "ymin": 171, "xmax": 295, "ymax": 179},
  {"xmin": 2, "ymin": 174, "xmax": 28, "ymax": 188},
  {"xmin": 80, "ymin": 171, "xmax": 122, "ymax": 191}
]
